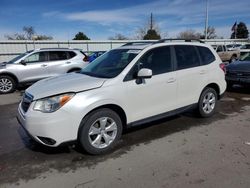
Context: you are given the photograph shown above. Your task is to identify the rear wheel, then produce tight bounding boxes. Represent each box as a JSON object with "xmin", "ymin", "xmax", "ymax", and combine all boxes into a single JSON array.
[
  {"xmin": 197, "ymin": 87, "xmax": 218, "ymax": 118},
  {"xmin": 78, "ymin": 108, "xmax": 123, "ymax": 155},
  {"xmin": 0, "ymin": 75, "xmax": 16, "ymax": 94}
]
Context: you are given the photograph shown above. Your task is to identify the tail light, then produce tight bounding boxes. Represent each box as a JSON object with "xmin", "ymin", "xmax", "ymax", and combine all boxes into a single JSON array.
[{"xmin": 219, "ymin": 63, "xmax": 226, "ymax": 74}]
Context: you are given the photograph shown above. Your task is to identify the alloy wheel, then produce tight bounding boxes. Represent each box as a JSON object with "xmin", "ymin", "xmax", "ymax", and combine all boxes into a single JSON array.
[{"xmin": 88, "ymin": 117, "xmax": 118, "ymax": 149}]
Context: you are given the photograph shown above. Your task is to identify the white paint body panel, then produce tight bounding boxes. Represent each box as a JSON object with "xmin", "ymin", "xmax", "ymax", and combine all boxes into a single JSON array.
[{"xmin": 17, "ymin": 42, "xmax": 227, "ymax": 146}]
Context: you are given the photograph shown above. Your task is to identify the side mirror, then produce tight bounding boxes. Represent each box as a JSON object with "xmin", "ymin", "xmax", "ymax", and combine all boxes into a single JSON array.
[
  {"xmin": 20, "ymin": 60, "xmax": 26, "ymax": 65},
  {"xmin": 137, "ymin": 68, "xmax": 152, "ymax": 79}
]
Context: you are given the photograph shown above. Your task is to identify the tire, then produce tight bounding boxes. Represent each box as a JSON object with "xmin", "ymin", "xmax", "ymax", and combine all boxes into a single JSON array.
[
  {"xmin": 78, "ymin": 108, "xmax": 123, "ymax": 155},
  {"xmin": 197, "ymin": 87, "xmax": 218, "ymax": 118},
  {"xmin": 0, "ymin": 75, "xmax": 16, "ymax": 94}
]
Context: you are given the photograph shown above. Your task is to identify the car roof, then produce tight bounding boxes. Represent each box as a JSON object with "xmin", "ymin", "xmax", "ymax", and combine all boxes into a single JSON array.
[
  {"xmin": 33, "ymin": 48, "xmax": 81, "ymax": 52},
  {"xmin": 117, "ymin": 39, "xmax": 208, "ymax": 50}
]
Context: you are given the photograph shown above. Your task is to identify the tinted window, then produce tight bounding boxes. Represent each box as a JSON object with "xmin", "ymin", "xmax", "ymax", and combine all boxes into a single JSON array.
[
  {"xmin": 217, "ymin": 46, "xmax": 223, "ymax": 52},
  {"xmin": 175, "ymin": 45, "xmax": 200, "ymax": 70},
  {"xmin": 197, "ymin": 46, "xmax": 216, "ymax": 65},
  {"xmin": 24, "ymin": 52, "xmax": 47, "ymax": 63},
  {"xmin": 139, "ymin": 46, "xmax": 172, "ymax": 75},
  {"xmin": 49, "ymin": 51, "xmax": 68, "ymax": 61},
  {"xmin": 124, "ymin": 47, "xmax": 172, "ymax": 81},
  {"xmin": 68, "ymin": 51, "xmax": 76, "ymax": 58}
]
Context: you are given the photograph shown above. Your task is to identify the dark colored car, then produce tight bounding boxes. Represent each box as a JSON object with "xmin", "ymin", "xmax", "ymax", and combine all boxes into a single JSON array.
[
  {"xmin": 226, "ymin": 52, "xmax": 250, "ymax": 88},
  {"xmin": 88, "ymin": 51, "xmax": 106, "ymax": 62}
]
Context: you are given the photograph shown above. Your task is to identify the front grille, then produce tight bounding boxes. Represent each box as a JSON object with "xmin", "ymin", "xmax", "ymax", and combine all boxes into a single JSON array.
[
  {"xmin": 21, "ymin": 92, "xmax": 33, "ymax": 112},
  {"xmin": 226, "ymin": 71, "xmax": 250, "ymax": 78}
]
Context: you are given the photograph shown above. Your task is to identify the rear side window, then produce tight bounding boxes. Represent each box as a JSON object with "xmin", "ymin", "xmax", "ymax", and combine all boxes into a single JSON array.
[
  {"xmin": 68, "ymin": 51, "xmax": 76, "ymax": 59},
  {"xmin": 174, "ymin": 45, "xmax": 200, "ymax": 70},
  {"xmin": 49, "ymin": 51, "xmax": 68, "ymax": 61},
  {"xmin": 197, "ymin": 46, "xmax": 216, "ymax": 65}
]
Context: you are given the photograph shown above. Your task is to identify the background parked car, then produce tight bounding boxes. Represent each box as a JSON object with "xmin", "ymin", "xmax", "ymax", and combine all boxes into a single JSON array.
[
  {"xmin": 0, "ymin": 48, "xmax": 89, "ymax": 94},
  {"xmin": 226, "ymin": 44, "xmax": 242, "ymax": 51},
  {"xmin": 87, "ymin": 51, "xmax": 106, "ymax": 62},
  {"xmin": 239, "ymin": 43, "xmax": 250, "ymax": 56},
  {"xmin": 226, "ymin": 52, "xmax": 250, "ymax": 88},
  {"xmin": 212, "ymin": 45, "xmax": 240, "ymax": 63}
]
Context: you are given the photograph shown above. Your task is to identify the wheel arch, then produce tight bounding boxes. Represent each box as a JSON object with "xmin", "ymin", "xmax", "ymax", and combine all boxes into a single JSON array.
[
  {"xmin": 0, "ymin": 72, "xmax": 19, "ymax": 84},
  {"xmin": 203, "ymin": 83, "xmax": 221, "ymax": 99},
  {"xmin": 77, "ymin": 103, "xmax": 127, "ymax": 139}
]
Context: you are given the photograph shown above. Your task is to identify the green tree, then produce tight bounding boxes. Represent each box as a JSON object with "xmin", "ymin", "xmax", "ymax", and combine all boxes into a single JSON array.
[
  {"xmin": 73, "ymin": 32, "xmax": 90, "ymax": 40},
  {"xmin": 231, "ymin": 22, "xmax": 249, "ymax": 39},
  {"xmin": 143, "ymin": 29, "xmax": 161, "ymax": 40}
]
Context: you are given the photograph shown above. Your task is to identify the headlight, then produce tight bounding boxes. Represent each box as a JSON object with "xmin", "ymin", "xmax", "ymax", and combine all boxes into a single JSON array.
[{"xmin": 33, "ymin": 93, "xmax": 75, "ymax": 113}]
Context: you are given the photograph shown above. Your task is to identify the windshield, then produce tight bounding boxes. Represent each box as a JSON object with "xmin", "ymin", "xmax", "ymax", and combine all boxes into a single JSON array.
[
  {"xmin": 240, "ymin": 52, "xmax": 250, "ymax": 61},
  {"xmin": 81, "ymin": 49, "xmax": 141, "ymax": 78},
  {"xmin": 7, "ymin": 51, "xmax": 33, "ymax": 64}
]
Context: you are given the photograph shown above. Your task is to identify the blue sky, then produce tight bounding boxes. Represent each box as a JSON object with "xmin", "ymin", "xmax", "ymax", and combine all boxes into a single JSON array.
[{"xmin": 0, "ymin": 0, "xmax": 250, "ymax": 40}]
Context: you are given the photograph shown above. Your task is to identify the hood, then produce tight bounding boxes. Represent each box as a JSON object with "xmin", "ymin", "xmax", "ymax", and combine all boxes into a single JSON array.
[
  {"xmin": 226, "ymin": 60, "xmax": 250, "ymax": 72},
  {"xmin": 26, "ymin": 73, "xmax": 106, "ymax": 100}
]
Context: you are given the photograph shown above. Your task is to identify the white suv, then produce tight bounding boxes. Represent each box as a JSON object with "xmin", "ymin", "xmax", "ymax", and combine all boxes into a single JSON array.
[
  {"xmin": 17, "ymin": 40, "xmax": 226, "ymax": 154},
  {"xmin": 0, "ymin": 48, "xmax": 88, "ymax": 94}
]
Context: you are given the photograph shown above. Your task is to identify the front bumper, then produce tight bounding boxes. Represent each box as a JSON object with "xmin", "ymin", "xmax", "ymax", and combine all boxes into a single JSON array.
[{"xmin": 17, "ymin": 102, "xmax": 80, "ymax": 147}]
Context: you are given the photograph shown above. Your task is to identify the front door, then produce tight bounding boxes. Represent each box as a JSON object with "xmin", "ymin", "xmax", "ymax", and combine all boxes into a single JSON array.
[
  {"xmin": 123, "ymin": 46, "xmax": 177, "ymax": 123},
  {"xmin": 17, "ymin": 51, "xmax": 49, "ymax": 82}
]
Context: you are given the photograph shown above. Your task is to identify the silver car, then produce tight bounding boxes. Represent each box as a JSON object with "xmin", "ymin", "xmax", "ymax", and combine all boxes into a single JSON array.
[{"xmin": 0, "ymin": 48, "xmax": 89, "ymax": 94}]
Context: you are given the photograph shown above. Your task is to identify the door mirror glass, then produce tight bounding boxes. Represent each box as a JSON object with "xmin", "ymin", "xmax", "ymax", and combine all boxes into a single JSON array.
[{"xmin": 137, "ymin": 68, "xmax": 152, "ymax": 79}]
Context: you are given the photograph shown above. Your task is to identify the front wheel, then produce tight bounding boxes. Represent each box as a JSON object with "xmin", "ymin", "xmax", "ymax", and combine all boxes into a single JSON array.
[
  {"xmin": 0, "ymin": 75, "xmax": 16, "ymax": 94},
  {"xmin": 78, "ymin": 108, "xmax": 123, "ymax": 155},
  {"xmin": 197, "ymin": 87, "xmax": 218, "ymax": 118}
]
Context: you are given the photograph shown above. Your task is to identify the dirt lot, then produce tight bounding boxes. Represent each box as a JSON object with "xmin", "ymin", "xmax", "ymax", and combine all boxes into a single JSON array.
[{"xmin": 0, "ymin": 88, "xmax": 250, "ymax": 188}]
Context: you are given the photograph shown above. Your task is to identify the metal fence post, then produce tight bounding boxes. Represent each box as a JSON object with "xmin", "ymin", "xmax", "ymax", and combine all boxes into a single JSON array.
[
  {"xmin": 86, "ymin": 42, "xmax": 89, "ymax": 53},
  {"xmin": 25, "ymin": 41, "xmax": 28, "ymax": 51}
]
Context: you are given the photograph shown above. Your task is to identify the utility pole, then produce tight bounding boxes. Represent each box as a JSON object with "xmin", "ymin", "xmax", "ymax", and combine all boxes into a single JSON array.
[
  {"xmin": 204, "ymin": 0, "xmax": 209, "ymax": 41},
  {"xmin": 150, "ymin": 13, "xmax": 153, "ymax": 30}
]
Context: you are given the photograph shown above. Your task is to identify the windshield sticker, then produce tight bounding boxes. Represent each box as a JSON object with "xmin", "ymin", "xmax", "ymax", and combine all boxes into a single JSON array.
[{"xmin": 127, "ymin": 50, "xmax": 141, "ymax": 54}]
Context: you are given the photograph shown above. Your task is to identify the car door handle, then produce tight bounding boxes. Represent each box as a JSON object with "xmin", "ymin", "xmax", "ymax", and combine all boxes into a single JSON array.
[
  {"xmin": 65, "ymin": 61, "xmax": 71, "ymax": 64},
  {"xmin": 200, "ymin": 70, "xmax": 206, "ymax": 74},
  {"xmin": 41, "ymin": 64, "xmax": 48, "ymax": 67},
  {"xmin": 167, "ymin": 78, "xmax": 176, "ymax": 83}
]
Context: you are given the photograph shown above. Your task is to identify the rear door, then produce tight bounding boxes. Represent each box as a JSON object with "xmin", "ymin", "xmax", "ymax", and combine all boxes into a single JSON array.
[
  {"xmin": 123, "ymin": 46, "xmax": 177, "ymax": 122},
  {"xmin": 174, "ymin": 45, "xmax": 207, "ymax": 108},
  {"xmin": 47, "ymin": 51, "xmax": 70, "ymax": 76},
  {"xmin": 17, "ymin": 51, "xmax": 49, "ymax": 82}
]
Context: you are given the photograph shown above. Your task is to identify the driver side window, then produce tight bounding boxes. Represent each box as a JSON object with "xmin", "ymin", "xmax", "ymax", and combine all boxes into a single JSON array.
[
  {"xmin": 24, "ymin": 52, "xmax": 47, "ymax": 63},
  {"xmin": 124, "ymin": 46, "xmax": 173, "ymax": 81}
]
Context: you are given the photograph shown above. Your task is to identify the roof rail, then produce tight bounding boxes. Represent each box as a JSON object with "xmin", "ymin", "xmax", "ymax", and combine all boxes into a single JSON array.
[
  {"xmin": 156, "ymin": 38, "xmax": 204, "ymax": 43},
  {"xmin": 122, "ymin": 41, "xmax": 155, "ymax": 46},
  {"xmin": 39, "ymin": 48, "xmax": 72, "ymax": 50}
]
